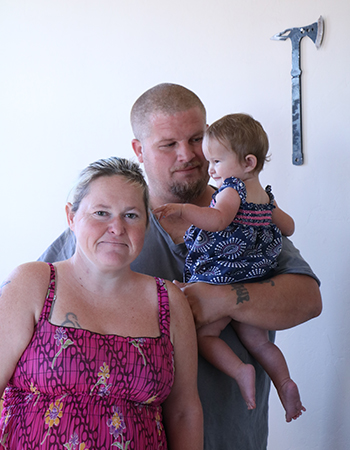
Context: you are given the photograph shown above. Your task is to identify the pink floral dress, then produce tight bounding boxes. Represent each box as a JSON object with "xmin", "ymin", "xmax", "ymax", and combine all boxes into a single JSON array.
[{"xmin": 0, "ymin": 263, "xmax": 175, "ymax": 450}]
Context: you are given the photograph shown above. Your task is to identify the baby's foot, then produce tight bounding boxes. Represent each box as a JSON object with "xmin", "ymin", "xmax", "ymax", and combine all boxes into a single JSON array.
[
  {"xmin": 235, "ymin": 363, "xmax": 256, "ymax": 410},
  {"xmin": 278, "ymin": 379, "xmax": 306, "ymax": 422}
]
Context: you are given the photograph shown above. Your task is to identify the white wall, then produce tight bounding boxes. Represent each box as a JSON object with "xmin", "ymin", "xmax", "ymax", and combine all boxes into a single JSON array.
[{"xmin": 1, "ymin": 1, "xmax": 349, "ymax": 449}]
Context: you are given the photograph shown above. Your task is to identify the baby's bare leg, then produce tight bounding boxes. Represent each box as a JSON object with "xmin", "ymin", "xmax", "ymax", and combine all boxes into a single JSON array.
[
  {"xmin": 233, "ymin": 321, "xmax": 306, "ymax": 422},
  {"xmin": 198, "ymin": 318, "xmax": 256, "ymax": 410}
]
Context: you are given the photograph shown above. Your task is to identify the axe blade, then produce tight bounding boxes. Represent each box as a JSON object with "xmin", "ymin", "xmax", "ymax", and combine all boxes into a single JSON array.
[
  {"xmin": 271, "ymin": 16, "xmax": 324, "ymax": 47},
  {"xmin": 271, "ymin": 16, "xmax": 324, "ymax": 165}
]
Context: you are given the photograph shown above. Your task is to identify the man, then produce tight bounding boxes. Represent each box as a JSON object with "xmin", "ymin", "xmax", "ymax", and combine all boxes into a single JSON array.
[{"xmin": 39, "ymin": 83, "xmax": 322, "ymax": 449}]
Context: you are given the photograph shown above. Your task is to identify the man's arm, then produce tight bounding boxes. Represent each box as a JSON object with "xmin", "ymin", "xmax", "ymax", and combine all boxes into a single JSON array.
[
  {"xmin": 179, "ymin": 235, "xmax": 322, "ymax": 331},
  {"xmin": 179, "ymin": 273, "xmax": 322, "ymax": 331}
]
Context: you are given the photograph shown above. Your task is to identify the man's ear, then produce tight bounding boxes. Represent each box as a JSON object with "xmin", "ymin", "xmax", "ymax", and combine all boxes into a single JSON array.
[
  {"xmin": 132, "ymin": 139, "xmax": 144, "ymax": 163},
  {"xmin": 244, "ymin": 154, "xmax": 257, "ymax": 173},
  {"xmin": 66, "ymin": 203, "xmax": 75, "ymax": 231}
]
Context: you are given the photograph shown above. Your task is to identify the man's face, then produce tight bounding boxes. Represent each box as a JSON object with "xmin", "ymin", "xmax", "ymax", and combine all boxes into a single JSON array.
[{"xmin": 132, "ymin": 107, "xmax": 209, "ymax": 206}]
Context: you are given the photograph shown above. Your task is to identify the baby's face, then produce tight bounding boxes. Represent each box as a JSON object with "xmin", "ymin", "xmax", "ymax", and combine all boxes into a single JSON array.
[{"xmin": 203, "ymin": 137, "xmax": 246, "ymax": 188}]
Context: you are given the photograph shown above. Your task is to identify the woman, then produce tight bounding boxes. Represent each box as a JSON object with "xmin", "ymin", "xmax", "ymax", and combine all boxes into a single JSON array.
[{"xmin": 0, "ymin": 157, "xmax": 203, "ymax": 449}]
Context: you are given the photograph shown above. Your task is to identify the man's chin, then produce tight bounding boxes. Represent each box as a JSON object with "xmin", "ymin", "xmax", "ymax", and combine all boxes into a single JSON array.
[{"xmin": 170, "ymin": 176, "xmax": 209, "ymax": 203}]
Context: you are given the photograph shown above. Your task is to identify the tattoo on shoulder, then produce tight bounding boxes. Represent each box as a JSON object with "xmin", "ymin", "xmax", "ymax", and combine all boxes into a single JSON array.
[
  {"xmin": 230, "ymin": 283, "xmax": 250, "ymax": 305},
  {"xmin": 0, "ymin": 280, "xmax": 11, "ymax": 297},
  {"xmin": 61, "ymin": 312, "xmax": 82, "ymax": 329}
]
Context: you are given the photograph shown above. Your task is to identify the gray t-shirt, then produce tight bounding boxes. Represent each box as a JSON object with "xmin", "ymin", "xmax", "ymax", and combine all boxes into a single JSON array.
[{"xmin": 38, "ymin": 213, "xmax": 319, "ymax": 450}]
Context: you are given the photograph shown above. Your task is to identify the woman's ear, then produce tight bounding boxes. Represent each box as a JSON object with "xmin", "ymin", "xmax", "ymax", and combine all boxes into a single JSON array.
[
  {"xmin": 244, "ymin": 154, "xmax": 258, "ymax": 173},
  {"xmin": 66, "ymin": 203, "xmax": 75, "ymax": 231}
]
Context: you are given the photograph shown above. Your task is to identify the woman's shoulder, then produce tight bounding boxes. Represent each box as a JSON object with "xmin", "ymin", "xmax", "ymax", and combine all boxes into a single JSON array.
[
  {"xmin": 1, "ymin": 262, "xmax": 51, "ymax": 317},
  {"xmin": 6, "ymin": 261, "xmax": 51, "ymax": 284}
]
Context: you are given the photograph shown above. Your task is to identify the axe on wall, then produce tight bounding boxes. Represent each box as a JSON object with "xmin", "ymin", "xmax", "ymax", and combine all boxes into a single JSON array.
[{"xmin": 271, "ymin": 16, "xmax": 324, "ymax": 165}]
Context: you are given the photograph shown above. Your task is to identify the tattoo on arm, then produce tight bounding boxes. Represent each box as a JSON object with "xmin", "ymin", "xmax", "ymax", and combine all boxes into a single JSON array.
[
  {"xmin": 231, "ymin": 283, "xmax": 250, "ymax": 305},
  {"xmin": 0, "ymin": 280, "xmax": 10, "ymax": 297},
  {"xmin": 258, "ymin": 278, "xmax": 275, "ymax": 287},
  {"xmin": 231, "ymin": 278, "xmax": 275, "ymax": 305},
  {"xmin": 61, "ymin": 312, "xmax": 82, "ymax": 329}
]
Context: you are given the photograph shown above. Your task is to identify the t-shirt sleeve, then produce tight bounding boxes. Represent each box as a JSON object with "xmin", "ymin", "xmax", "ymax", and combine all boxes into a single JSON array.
[
  {"xmin": 38, "ymin": 228, "xmax": 76, "ymax": 263},
  {"xmin": 271, "ymin": 236, "xmax": 320, "ymax": 285}
]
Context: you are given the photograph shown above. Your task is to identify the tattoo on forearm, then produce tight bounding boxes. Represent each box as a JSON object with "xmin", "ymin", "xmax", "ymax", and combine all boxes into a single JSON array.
[
  {"xmin": 61, "ymin": 312, "xmax": 82, "ymax": 329},
  {"xmin": 231, "ymin": 283, "xmax": 250, "ymax": 305},
  {"xmin": 258, "ymin": 278, "xmax": 275, "ymax": 287},
  {"xmin": 0, "ymin": 280, "xmax": 10, "ymax": 297}
]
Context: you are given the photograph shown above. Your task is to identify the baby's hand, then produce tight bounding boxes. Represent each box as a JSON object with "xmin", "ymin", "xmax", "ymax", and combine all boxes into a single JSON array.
[{"xmin": 153, "ymin": 203, "xmax": 183, "ymax": 221}]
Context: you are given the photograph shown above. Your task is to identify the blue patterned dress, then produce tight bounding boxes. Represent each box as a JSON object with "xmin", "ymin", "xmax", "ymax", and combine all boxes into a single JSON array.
[{"xmin": 184, "ymin": 177, "xmax": 283, "ymax": 284}]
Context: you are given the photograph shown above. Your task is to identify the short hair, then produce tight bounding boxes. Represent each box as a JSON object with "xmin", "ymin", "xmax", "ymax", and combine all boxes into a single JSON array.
[
  {"xmin": 70, "ymin": 157, "xmax": 149, "ymax": 224},
  {"xmin": 205, "ymin": 113, "xmax": 270, "ymax": 172},
  {"xmin": 130, "ymin": 83, "xmax": 206, "ymax": 140}
]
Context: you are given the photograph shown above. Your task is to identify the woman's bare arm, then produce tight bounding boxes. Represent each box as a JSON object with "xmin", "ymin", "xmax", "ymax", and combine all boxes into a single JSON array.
[
  {"xmin": 0, "ymin": 262, "xmax": 49, "ymax": 397},
  {"xmin": 162, "ymin": 282, "xmax": 203, "ymax": 450}
]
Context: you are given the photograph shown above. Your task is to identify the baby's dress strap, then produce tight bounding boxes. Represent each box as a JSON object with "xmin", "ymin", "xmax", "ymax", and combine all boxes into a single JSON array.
[
  {"xmin": 213, "ymin": 176, "xmax": 247, "ymax": 203},
  {"xmin": 155, "ymin": 277, "xmax": 171, "ymax": 337},
  {"xmin": 265, "ymin": 185, "xmax": 275, "ymax": 206}
]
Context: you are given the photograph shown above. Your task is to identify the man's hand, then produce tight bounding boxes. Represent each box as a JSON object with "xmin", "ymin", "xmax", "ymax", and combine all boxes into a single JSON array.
[{"xmin": 173, "ymin": 281, "xmax": 232, "ymax": 329}]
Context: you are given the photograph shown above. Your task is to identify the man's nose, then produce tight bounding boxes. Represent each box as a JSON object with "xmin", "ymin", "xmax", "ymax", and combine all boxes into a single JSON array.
[{"xmin": 177, "ymin": 142, "xmax": 196, "ymax": 162}]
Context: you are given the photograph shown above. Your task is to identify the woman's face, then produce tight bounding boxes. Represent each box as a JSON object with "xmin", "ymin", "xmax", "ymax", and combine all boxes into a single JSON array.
[{"xmin": 67, "ymin": 175, "xmax": 148, "ymax": 272}]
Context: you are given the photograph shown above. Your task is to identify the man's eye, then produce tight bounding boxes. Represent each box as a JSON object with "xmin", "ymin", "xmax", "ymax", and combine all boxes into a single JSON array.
[
  {"xmin": 125, "ymin": 213, "xmax": 137, "ymax": 219},
  {"xmin": 192, "ymin": 137, "xmax": 203, "ymax": 143},
  {"xmin": 160, "ymin": 142, "xmax": 176, "ymax": 149},
  {"xmin": 95, "ymin": 211, "xmax": 108, "ymax": 217}
]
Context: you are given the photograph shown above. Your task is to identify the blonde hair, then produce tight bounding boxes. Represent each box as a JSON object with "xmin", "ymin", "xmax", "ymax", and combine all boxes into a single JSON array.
[
  {"xmin": 205, "ymin": 113, "xmax": 270, "ymax": 172},
  {"xmin": 70, "ymin": 157, "xmax": 149, "ymax": 224}
]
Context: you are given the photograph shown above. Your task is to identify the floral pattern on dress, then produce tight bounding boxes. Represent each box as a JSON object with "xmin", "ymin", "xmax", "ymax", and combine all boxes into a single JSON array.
[
  {"xmin": 90, "ymin": 362, "xmax": 112, "ymax": 397},
  {"xmin": 51, "ymin": 327, "xmax": 74, "ymax": 369},
  {"xmin": 130, "ymin": 338, "xmax": 147, "ymax": 366},
  {"xmin": 108, "ymin": 406, "xmax": 130, "ymax": 449},
  {"xmin": 64, "ymin": 432, "xmax": 89, "ymax": 450},
  {"xmin": 25, "ymin": 381, "xmax": 41, "ymax": 405},
  {"xmin": 0, "ymin": 266, "xmax": 174, "ymax": 449},
  {"xmin": 41, "ymin": 397, "xmax": 65, "ymax": 445}
]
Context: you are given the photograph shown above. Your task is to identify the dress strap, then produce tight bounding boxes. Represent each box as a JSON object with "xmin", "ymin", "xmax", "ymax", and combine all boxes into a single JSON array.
[
  {"xmin": 155, "ymin": 277, "xmax": 171, "ymax": 337},
  {"xmin": 39, "ymin": 262, "xmax": 57, "ymax": 320}
]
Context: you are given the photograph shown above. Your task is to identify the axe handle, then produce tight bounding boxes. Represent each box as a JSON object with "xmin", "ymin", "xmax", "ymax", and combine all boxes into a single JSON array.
[
  {"xmin": 291, "ymin": 76, "xmax": 303, "ymax": 164},
  {"xmin": 291, "ymin": 36, "xmax": 303, "ymax": 165}
]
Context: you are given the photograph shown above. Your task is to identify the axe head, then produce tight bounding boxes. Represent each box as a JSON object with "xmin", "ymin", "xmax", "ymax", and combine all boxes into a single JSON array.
[{"xmin": 271, "ymin": 15, "xmax": 324, "ymax": 48}]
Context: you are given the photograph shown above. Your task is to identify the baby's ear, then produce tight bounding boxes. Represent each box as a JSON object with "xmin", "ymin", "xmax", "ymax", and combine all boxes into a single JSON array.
[{"xmin": 244, "ymin": 154, "xmax": 257, "ymax": 173}]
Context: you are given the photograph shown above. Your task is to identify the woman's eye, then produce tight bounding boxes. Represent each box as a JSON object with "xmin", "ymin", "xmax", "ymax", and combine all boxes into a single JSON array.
[{"xmin": 125, "ymin": 213, "xmax": 137, "ymax": 219}]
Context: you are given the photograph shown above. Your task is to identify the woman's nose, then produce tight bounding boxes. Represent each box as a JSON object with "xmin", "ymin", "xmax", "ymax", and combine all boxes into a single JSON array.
[{"xmin": 109, "ymin": 217, "xmax": 125, "ymax": 235}]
